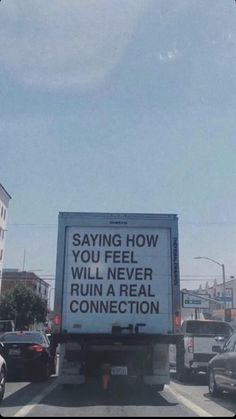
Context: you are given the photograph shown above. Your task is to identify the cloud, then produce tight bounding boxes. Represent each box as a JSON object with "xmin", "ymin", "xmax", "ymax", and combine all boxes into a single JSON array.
[
  {"xmin": 0, "ymin": 0, "xmax": 149, "ymax": 92},
  {"xmin": 159, "ymin": 48, "xmax": 179, "ymax": 62}
]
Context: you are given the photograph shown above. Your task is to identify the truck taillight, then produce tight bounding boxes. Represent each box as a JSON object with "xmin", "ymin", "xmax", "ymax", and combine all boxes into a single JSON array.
[
  {"xmin": 187, "ymin": 337, "xmax": 194, "ymax": 353},
  {"xmin": 53, "ymin": 314, "xmax": 61, "ymax": 326},
  {"xmin": 175, "ymin": 312, "xmax": 181, "ymax": 329}
]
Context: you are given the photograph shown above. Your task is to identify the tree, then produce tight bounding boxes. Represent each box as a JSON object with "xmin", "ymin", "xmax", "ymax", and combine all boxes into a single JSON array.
[{"xmin": 0, "ymin": 284, "xmax": 48, "ymax": 330}]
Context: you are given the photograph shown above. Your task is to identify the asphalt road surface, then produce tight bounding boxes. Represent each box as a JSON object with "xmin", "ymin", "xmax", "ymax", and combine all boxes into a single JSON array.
[{"xmin": 1, "ymin": 372, "xmax": 235, "ymax": 417}]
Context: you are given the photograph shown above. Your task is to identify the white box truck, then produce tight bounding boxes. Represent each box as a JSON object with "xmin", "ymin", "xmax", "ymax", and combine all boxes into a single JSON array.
[{"xmin": 52, "ymin": 212, "xmax": 181, "ymax": 391}]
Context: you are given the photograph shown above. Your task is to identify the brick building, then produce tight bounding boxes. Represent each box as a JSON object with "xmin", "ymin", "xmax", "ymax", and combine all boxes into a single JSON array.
[{"xmin": 2, "ymin": 269, "xmax": 50, "ymax": 304}]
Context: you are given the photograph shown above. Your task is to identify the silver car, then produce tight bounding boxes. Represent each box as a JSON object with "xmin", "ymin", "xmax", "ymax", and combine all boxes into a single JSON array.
[
  {"xmin": 0, "ymin": 342, "xmax": 7, "ymax": 403},
  {"xmin": 208, "ymin": 331, "xmax": 236, "ymax": 396}
]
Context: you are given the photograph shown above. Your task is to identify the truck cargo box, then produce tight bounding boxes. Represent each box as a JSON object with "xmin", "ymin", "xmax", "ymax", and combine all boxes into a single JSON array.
[{"xmin": 53, "ymin": 212, "xmax": 180, "ymax": 336}]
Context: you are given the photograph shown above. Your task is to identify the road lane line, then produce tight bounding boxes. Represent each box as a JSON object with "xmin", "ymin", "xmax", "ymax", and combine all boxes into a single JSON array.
[
  {"xmin": 166, "ymin": 384, "xmax": 213, "ymax": 417},
  {"xmin": 13, "ymin": 379, "xmax": 58, "ymax": 417}
]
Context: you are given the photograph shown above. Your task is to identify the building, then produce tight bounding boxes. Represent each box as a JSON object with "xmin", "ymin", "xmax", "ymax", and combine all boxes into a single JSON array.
[
  {"xmin": 1, "ymin": 269, "xmax": 50, "ymax": 304},
  {"xmin": 0, "ymin": 184, "xmax": 11, "ymax": 294},
  {"xmin": 198, "ymin": 278, "xmax": 236, "ymax": 310},
  {"xmin": 181, "ymin": 277, "xmax": 236, "ymax": 327},
  {"xmin": 197, "ymin": 278, "xmax": 236, "ymax": 324}
]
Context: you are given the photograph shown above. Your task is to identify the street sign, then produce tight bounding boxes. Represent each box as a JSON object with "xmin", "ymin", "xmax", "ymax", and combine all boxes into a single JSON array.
[{"xmin": 182, "ymin": 292, "xmax": 210, "ymax": 309}]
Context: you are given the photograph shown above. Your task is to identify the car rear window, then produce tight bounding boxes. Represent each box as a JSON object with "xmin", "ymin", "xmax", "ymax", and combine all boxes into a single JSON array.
[
  {"xmin": 0, "ymin": 332, "xmax": 45, "ymax": 344},
  {"xmin": 185, "ymin": 321, "xmax": 232, "ymax": 335}
]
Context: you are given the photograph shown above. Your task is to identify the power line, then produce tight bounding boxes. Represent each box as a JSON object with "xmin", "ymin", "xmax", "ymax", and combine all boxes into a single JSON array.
[
  {"xmin": 7, "ymin": 221, "xmax": 236, "ymax": 227},
  {"xmin": 8, "ymin": 223, "xmax": 57, "ymax": 228}
]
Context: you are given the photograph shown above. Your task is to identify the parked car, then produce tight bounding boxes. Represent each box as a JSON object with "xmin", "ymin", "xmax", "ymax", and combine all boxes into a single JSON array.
[
  {"xmin": 0, "ymin": 342, "xmax": 7, "ymax": 403},
  {"xmin": 170, "ymin": 319, "xmax": 234, "ymax": 381},
  {"xmin": 208, "ymin": 331, "xmax": 236, "ymax": 396},
  {"xmin": 0, "ymin": 331, "xmax": 56, "ymax": 381}
]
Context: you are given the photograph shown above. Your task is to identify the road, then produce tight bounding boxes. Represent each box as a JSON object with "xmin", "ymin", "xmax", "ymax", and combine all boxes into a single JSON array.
[{"xmin": 1, "ymin": 372, "xmax": 235, "ymax": 417}]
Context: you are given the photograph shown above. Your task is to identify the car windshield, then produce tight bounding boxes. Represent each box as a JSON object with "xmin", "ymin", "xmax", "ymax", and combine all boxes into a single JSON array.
[
  {"xmin": 0, "ymin": 333, "xmax": 45, "ymax": 344},
  {"xmin": 185, "ymin": 321, "xmax": 232, "ymax": 335}
]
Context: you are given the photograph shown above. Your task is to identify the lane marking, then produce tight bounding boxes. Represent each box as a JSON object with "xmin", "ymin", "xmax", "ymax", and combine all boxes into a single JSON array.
[
  {"xmin": 166, "ymin": 384, "xmax": 213, "ymax": 417},
  {"xmin": 13, "ymin": 379, "xmax": 58, "ymax": 417}
]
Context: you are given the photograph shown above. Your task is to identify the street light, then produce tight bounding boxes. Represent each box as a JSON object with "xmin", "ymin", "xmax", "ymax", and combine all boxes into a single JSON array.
[{"xmin": 194, "ymin": 256, "xmax": 226, "ymax": 320}]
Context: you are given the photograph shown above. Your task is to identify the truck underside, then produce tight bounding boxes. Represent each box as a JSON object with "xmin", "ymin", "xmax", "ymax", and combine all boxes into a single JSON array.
[{"xmin": 54, "ymin": 333, "xmax": 180, "ymax": 391}]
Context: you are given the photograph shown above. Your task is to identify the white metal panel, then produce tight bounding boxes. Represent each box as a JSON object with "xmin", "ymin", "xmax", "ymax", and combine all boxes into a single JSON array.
[{"xmin": 61, "ymin": 226, "xmax": 172, "ymax": 334}]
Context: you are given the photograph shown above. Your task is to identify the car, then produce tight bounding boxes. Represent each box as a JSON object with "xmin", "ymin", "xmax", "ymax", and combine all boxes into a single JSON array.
[
  {"xmin": 0, "ymin": 331, "xmax": 56, "ymax": 381},
  {"xmin": 208, "ymin": 331, "xmax": 236, "ymax": 396},
  {"xmin": 0, "ymin": 342, "xmax": 7, "ymax": 403}
]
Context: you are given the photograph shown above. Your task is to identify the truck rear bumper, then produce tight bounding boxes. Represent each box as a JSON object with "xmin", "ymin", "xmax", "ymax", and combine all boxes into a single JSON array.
[{"xmin": 53, "ymin": 333, "xmax": 183, "ymax": 345}]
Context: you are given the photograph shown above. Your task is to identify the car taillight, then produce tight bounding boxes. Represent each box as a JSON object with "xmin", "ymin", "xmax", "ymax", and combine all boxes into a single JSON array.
[
  {"xmin": 29, "ymin": 344, "xmax": 44, "ymax": 352},
  {"xmin": 187, "ymin": 337, "xmax": 194, "ymax": 353}
]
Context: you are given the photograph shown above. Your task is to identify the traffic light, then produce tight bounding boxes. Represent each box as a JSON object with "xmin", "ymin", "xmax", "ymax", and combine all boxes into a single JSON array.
[{"xmin": 225, "ymin": 308, "xmax": 231, "ymax": 322}]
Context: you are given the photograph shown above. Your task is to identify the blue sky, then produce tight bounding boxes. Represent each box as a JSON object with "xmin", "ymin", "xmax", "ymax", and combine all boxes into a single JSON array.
[{"xmin": 1, "ymin": 0, "xmax": 236, "ymax": 294}]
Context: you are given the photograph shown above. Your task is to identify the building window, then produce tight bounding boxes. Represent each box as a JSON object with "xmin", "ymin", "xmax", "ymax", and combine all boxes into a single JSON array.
[
  {"xmin": 0, "ymin": 249, "xmax": 3, "ymax": 261},
  {"xmin": 1, "ymin": 207, "xmax": 3, "ymax": 217},
  {"xmin": 3, "ymin": 209, "xmax": 6, "ymax": 220}
]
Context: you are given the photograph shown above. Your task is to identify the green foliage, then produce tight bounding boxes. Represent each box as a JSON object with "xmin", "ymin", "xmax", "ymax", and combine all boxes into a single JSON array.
[{"xmin": 0, "ymin": 284, "xmax": 48, "ymax": 329}]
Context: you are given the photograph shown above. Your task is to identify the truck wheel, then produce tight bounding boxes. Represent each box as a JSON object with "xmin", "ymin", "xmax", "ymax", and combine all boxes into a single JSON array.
[{"xmin": 208, "ymin": 369, "xmax": 221, "ymax": 397}]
